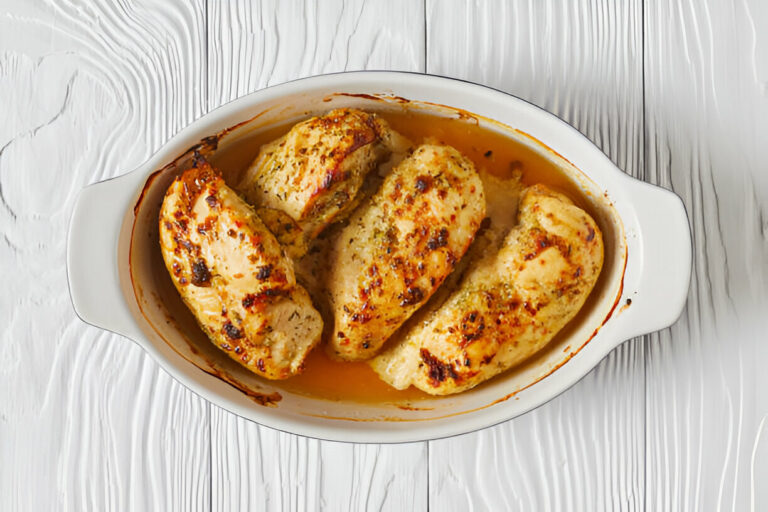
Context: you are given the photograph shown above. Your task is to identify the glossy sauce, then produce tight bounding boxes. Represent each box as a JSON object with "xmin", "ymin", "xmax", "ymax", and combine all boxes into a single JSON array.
[{"xmin": 206, "ymin": 109, "xmax": 604, "ymax": 404}]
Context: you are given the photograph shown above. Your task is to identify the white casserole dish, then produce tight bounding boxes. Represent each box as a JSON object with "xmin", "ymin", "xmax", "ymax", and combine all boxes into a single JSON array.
[{"xmin": 67, "ymin": 72, "xmax": 691, "ymax": 443}]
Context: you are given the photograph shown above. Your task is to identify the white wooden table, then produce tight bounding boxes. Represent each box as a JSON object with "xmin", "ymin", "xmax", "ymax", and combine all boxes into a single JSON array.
[{"xmin": 2, "ymin": 1, "xmax": 766, "ymax": 510}]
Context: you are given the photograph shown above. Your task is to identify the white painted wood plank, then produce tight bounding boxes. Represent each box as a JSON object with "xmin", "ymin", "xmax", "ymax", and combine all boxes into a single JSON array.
[
  {"xmin": 211, "ymin": 414, "xmax": 428, "ymax": 512},
  {"xmin": 208, "ymin": 0, "xmax": 425, "ymax": 111},
  {"xmin": 644, "ymin": 1, "xmax": 768, "ymax": 510},
  {"xmin": 426, "ymin": 1, "xmax": 645, "ymax": 509},
  {"xmin": 206, "ymin": 2, "xmax": 428, "ymax": 511},
  {"xmin": 0, "ymin": 1, "xmax": 210, "ymax": 510}
]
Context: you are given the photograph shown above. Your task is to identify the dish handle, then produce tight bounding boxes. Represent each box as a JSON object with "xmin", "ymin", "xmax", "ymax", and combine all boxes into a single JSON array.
[
  {"xmin": 67, "ymin": 172, "xmax": 142, "ymax": 340},
  {"xmin": 616, "ymin": 179, "xmax": 692, "ymax": 340}
]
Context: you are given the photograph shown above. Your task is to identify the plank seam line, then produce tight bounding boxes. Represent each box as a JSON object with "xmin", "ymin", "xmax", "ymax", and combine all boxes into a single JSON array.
[{"xmin": 641, "ymin": 0, "xmax": 648, "ymax": 510}]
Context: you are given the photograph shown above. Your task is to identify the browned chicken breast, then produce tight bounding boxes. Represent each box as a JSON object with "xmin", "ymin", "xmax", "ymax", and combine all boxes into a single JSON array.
[
  {"xmin": 236, "ymin": 108, "xmax": 411, "ymax": 258},
  {"xmin": 159, "ymin": 158, "xmax": 323, "ymax": 379},
  {"xmin": 327, "ymin": 144, "xmax": 486, "ymax": 361},
  {"xmin": 370, "ymin": 184, "xmax": 604, "ymax": 394}
]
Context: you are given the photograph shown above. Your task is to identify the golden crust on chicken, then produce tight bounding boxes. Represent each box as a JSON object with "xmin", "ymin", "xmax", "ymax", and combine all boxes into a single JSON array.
[
  {"xmin": 159, "ymin": 158, "xmax": 323, "ymax": 379},
  {"xmin": 370, "ymin": 184, "xmax": 604, "ymax": 394},
  {"xmin": 326, "ymin": 144, "xmax": 486, "ymax": 361},
  {"xmin": 236, "ymin": 108, "xmax": 411, "ymax": 258}
]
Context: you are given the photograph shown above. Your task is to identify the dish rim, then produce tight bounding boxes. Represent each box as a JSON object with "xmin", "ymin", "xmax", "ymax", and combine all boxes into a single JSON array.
[{"xmin": 66, "ymin": 71, "xmax": 691, "ymax": 443}]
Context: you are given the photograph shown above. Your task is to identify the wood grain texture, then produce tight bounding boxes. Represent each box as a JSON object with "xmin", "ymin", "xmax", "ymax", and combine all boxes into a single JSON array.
[
  {"xmin": 644, "ymin": 1, "xmax": 768, "ymax": 510},
  {"xmin": 0, "ymin": 1, "xmax": 210, "ymax": 510},
  {"xmin": 211, "ymin": 414, "xmax": 428, "ymax": 512},
  {"xmin": 206, "ymin": 2, "xmax": 428, "ymax": 511},
  {"xmin": 207, "ymin": 0, "xmax": 425, "ymax": 110},
  {"xmin": 425, "ymin": 1, "xmax": 645, "ymax": 509}
]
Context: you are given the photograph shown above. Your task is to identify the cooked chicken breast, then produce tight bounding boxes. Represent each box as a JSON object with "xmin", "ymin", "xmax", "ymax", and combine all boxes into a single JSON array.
[
  {"xmin": 327, "ymin": 144, "xmax": 486, "ymax": 361},
  {"xmin": 370, "ymin": 184, "xmax": 604, "ymax": 394},
  {"xmin": 159, "ymin": 158, "xmax": 323, "ymax": 379},
  {"xmin": 236, "ymin": 108, "xmax": 411, "ymax": 258}
]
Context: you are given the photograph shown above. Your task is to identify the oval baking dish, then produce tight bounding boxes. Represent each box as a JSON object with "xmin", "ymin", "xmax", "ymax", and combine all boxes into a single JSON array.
[{"xmin": 67, "ymin": 72, "xmax": 691, "ymax": 443}]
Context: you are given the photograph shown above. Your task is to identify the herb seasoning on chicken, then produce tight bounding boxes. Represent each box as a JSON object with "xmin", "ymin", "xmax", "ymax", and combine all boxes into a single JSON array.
[
  {"xmin": 236, "ymin": 108, "xmax": 411, "ymax": 258},
  {"xmin": 159, "ymin": 157, "xmax": 323, "ymax": 379},
  {"xmin": 326, "ymin": 144, "xmax": 486, "ymax": 361},
  {"xmin": 370, "ymin": 184, "xmax": 604, "ymax": 394}
]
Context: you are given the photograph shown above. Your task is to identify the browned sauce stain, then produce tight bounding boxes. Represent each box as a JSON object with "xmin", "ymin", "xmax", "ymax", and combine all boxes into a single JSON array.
[
  {"xmin": 200, "ymin": 368, "xmax": 282, "ymax": 407},
  {"xmin": 334, "ymin": 92, "xmax": 382, "ymax": 102},
  {"xmin": 456, "ymin": 110, "xmax": 479, "ymax": 125},
  {"xmin": 396, "ymin": 404, "xmax": 435, "ymax": 411},
  {"xmin": 334, "ymin": 92, "xmax": 413, "ymax": 104},
  {"xmin": 218, "ymin": 106, "xmax": 276, "ymax": 137},
  {"xmin": 130, "ymin": 93, "xmax": 628, "ymax": 417},
  {"xmin": 601, "ymin": 245, "xmax": 628, "ymax": 327},
  {"xmin": 619, "ymin": 297, "xmax": 633, "ymax": 314},
  {"xmin": 133, "ymin": 168, "xmax": 164, "ymax": 215},
  {"xmin": 133, "ymin": 138, "xmax": 220, "ymax": 216}
]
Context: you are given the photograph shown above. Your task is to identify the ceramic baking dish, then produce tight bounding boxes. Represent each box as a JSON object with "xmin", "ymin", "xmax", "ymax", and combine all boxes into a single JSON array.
[{"xmin": 67, "ymin": 72, "xmax": 691, "ymax": 443}]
